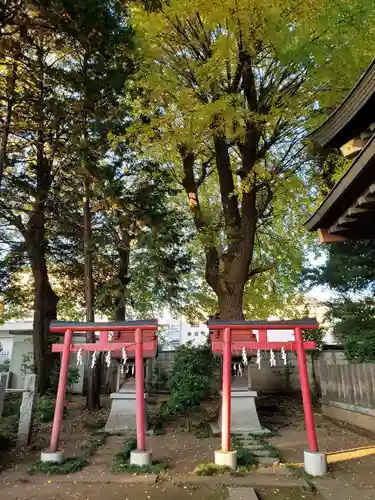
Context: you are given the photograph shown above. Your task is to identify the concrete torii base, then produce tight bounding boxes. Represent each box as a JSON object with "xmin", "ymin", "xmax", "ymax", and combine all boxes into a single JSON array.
[
  {"xmin": 40, "ymin": 450, "xmax": 64, "ymax": 463},
  {"xmin": 130, "ymin": 450, "xmax": 152, "ymax": 466},
  {"xmin": 105, "ymin": 385, "xmax": 148, "ymax": 433},
  {"xmin": 304, "ymin": 450, "xmax": 327, "ymax": 476}
]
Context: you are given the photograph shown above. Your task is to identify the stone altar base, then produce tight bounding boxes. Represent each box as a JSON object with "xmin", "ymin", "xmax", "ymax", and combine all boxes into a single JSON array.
[
  {"xmin": 104, "ymin": 386, "xmax": 148, "ymax": 433},
  {"xmin": 217, "ymin": 388, "xmax": 265, "ymax": 434}
]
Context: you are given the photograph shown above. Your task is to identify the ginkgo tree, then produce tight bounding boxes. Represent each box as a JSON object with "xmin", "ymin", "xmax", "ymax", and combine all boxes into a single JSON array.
[{"xmin": 128, "ymin": 0, "xmax": 375, "ymax": 319}]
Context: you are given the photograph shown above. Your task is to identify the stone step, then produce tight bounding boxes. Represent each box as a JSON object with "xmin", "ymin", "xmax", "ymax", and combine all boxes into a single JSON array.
[
  {"xmin": 240, "ymin": 443, "xmax": 265, "ymax": 451},
  {"xmin": 228, "ymin": 487, "xmax": 258, "ymax": 500},
  {"xmin": 252, "ymin": 450, "xmax": 273, "ymax": 457}
]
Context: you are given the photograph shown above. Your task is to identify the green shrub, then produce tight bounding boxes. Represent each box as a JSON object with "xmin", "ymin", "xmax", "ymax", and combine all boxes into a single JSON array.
[
  {"xmin": 0, "ymin": 416, "xmax": 18, "ymax": 451},
  {"xmin": 27, "ymin": 457, "xmax": 88, "ymax": 475},
  {"xmin": 34, "ymin": 396, "xmax": 55, "ymax": 423},
  {"xmin": 0, "ymin": 359, "xmax": 10, "ymax": 372},
  {"xmin": 163, "ymin": 343, "xmax": 217, "ymax": 430}
]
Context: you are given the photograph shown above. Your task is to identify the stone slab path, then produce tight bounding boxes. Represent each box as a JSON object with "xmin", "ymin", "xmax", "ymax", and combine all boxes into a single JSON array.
[
  {"xmin": 228, "ymin": 487, "xmax": 258, "ymax": 500},
  {"xmin": 315, "ymin": 479, "xmax": 375, "ymax": 500}
]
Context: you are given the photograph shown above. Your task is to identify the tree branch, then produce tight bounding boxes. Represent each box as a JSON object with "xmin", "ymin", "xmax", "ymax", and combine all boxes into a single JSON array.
[{"xmin": 248, "ymin": 263, "xmax": 275, "ymax": 279}]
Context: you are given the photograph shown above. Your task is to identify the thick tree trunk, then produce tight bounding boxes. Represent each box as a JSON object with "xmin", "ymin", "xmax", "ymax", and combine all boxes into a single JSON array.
[
  {"xmin": 26, "ymin": 208, "xmax": 59, "ymax": 395},
  {"xmin": 26, "ymin": 41, "xmax": 59, "ymax": 395},
  {"xmin": 32, "ymin": 265, "xmax": 59, "ymax": 394},
  {"xmin": 217, "ymin": 285, "xmax": 245, "ymax": 320}
]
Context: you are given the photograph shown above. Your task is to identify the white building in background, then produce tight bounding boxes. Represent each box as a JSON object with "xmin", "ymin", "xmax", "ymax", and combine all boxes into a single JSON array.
[{"xmin": 159, "ymin": 310, "xmax": 209, "ymax": 349}]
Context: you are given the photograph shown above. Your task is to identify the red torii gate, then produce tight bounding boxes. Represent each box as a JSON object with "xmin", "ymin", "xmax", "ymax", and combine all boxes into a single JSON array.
[
  {"xmin": 42, "ymin": 320, "xmax": 158, "ymax": 465},
  {"xmin": 208, "ymin": 319, "xmax": 326, "ymax": 474}
]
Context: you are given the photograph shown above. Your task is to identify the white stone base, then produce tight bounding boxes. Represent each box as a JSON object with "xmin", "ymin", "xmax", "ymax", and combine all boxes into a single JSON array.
[
  {"xmin": 218, "ymin": 389, "xmax": 262, "ymax": 433},
  {"xmin": 105, "ymin": 390, "xmax": 148, "ymax": 433},
  {"xmin": 130, "ymin": 450, "xmax": 152, "ymax": 466},
  {"xmin": 215, "ymin": 450, "xmax": 237, "ymax": 469},
  {"xmin": 40, "ymin": 450, "xmax": 64, "ymax": 463},
  {"xmin": 304, "ymin": 450, "xmax": 327, "ymax": 476}
]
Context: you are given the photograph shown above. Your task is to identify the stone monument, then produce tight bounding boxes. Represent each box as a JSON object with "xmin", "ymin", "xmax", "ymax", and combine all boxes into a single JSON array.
[
  {"xmin": 216, "ymin": 360, "xmax": 264, "ymax": 434},
  {"xmin": 105, "ymin": 366, "xmax": 148, "ymax": 434}
]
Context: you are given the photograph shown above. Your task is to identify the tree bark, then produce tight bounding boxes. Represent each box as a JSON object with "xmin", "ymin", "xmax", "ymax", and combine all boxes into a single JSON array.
[
  {"xmin": 0, "ymin": 62, "xmax": 17, "ymax": 184},
  {"xmin": 25, "ymin": 39, "xmax": 59, "ymax": 395},
  {"xmin": 114, "ymin": 241, "xmax": 130, "ymax": 321},
  {"xmin": 217, "ymin": 284, "xmax": 245, "ymax": 320}
]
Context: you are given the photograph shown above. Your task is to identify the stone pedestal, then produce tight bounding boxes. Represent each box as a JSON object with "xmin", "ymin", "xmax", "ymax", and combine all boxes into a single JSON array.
[
  {"xmin": 217, "ymin": 387, "xmax": 263, "ymax": 434},
  {"xmin": 105, "ymin": 382, "xmax": 148, "ymax": 433}
]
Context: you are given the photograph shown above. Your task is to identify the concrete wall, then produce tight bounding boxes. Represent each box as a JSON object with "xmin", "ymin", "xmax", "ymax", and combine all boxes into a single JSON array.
[{"xmin": 8, "ymin": 333, "xmax": 85, "ymax": 393}]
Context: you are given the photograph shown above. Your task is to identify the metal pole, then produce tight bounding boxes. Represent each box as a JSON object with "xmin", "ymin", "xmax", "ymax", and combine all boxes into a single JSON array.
[
  {"xmin": 221, "ymin": 327, "xmax": 232, "ymax": 452},
  {"xmin": 50, "ymin": 329, "xmax": 72, "ymax": 452},
  {"xmin": 295, "ymin": 327, "xmax": 318, "ymax": 453},
  {"xmin": 135, "ymin": 327, "xmax": 145, "ymax": 451}
]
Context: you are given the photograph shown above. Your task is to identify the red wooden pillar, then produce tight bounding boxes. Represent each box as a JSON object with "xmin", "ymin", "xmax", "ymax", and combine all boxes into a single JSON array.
[
  {"xmin": 295, "ymin": 327, "xmax": 318, "ymax": 452},
  {"xmin": 50, "ymin": 328, "xmax": 73, "ymax": 452},
  {"xmin": 135, "ymin": 327, "xmax": 145, "ymax": 451},
  {"xmin": 221, "ymin": 327, "xmax": 232, "ymax": 452}
]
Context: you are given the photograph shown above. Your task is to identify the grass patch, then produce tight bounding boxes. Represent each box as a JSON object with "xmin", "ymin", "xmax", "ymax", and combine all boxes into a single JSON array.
[
  {"xmin": 27, "ymin": 457, "xmax": 88, "ymax": 475},
  {"xmin": 231, "ymin": 437, "xmax": 258, "ymax": 470},
  {"xmin": 110, "ymin": 459, "xmax": 168, "ymax": 474},
  {"xmin": 249, "ymin": 430, "xmax": 280, "ymax": 439},
  {"xmin": 194, "ymin": 463, "xmax": 230, "ymax": 476},
  {"xmin": 80, "ymin": 432, "xmax": 108, "ymax": 457},
  {"xmin": 109, "ymin": 436, "xmax": 168, "ymax": 474}
]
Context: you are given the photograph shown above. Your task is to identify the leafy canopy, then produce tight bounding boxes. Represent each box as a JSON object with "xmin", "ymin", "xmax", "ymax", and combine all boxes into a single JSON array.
[{"xmin": 126, "ymin": 0, "xmax": 375, "ymax": 317}]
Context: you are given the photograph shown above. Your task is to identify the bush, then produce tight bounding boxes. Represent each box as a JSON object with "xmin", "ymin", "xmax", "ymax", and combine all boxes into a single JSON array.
[
  {"xmin": 34, "ymin": 396, "xmax": 55, "ymax": 423},
  {"xmin": 0, "ymin": 359, "xmax": 10, "ymax": 372},
  {"xmin": 50, "ymin": 364, "xmax": 80, "ymax": 394},
  {"xmin": 164, "ymin": 343, "xmax": 217, "ymax": 430},
  {"xmin": 0, "ymin": 416, "xmax": 18, "ymax": 451}
]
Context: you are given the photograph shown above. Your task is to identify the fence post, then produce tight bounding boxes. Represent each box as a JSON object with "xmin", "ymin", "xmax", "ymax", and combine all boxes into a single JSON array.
[
  {"xmin": 0, "ymin": 372, "xmax": 7, "ymax": 417},
  {"xmin": 17, "ymin": 374, "xmax": 37, "ymax": 449}
]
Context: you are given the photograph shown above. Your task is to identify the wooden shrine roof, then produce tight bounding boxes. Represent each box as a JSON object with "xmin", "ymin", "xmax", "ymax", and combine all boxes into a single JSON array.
[
  {"xmin": 306, "ymin": 134, "xmax": 375, "ymax": 241},
  {"xmin": 311, "ymin": 60, "xmax": 375, "ymax": 149}
]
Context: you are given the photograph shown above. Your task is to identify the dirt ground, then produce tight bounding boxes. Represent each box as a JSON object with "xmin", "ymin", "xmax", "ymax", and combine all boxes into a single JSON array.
[
  {"xmin": 0, "ymin": 482, "xmax": 327, "ymax": 500},
  {"xmin": 1, "ymin": 393, "xmax": 375, "ymax": 498},
  {"xmin": 257, "ymin": 394, "xmax": 375, "ymax": 491},
  {"xmin": 0, "ymin": 482, "xmax": 228, "ymax": 500}
]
